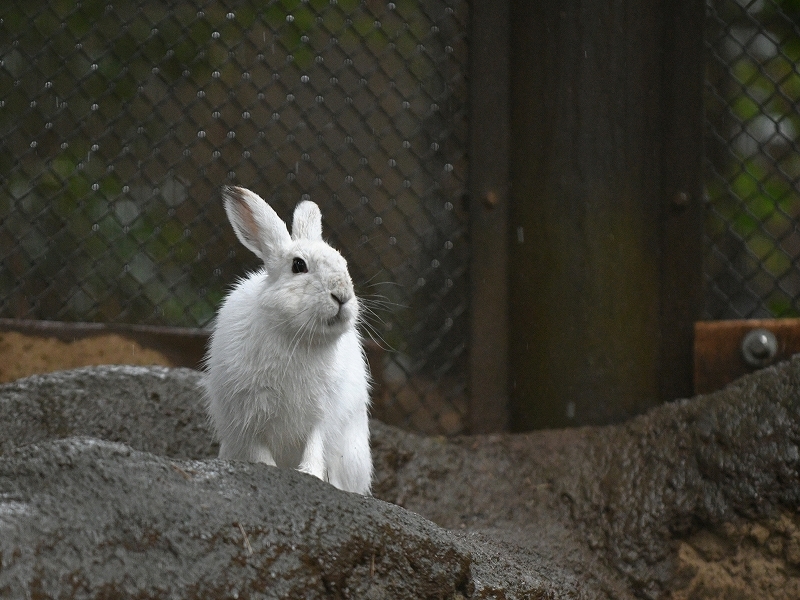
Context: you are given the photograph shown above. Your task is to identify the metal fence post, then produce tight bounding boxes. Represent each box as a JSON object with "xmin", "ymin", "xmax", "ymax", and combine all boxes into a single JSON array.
[
  {"xmin": 508, "ymin": 0, "xmax": 705, "ymax": 429},
  {"xmin": 659, "ymin": 0, "xmax": 706, "ymax": 403},
  {"xmin": 468, "ymin": 0, "xmax": 511, "ymax": 433}
]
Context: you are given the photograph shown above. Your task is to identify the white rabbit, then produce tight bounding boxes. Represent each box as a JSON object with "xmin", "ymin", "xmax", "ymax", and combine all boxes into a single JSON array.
[{"xmin": 204, "ymin": 186, "xmax": 372, "ymax": 495}]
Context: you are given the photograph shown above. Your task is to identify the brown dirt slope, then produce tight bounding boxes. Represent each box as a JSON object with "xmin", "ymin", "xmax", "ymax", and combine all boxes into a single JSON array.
[{"xmin": 0, "ymin": 331, "xmax": 173, "ymax": 383}]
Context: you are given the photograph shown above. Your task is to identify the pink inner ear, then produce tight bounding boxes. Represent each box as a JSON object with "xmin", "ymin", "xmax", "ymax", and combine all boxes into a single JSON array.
[
  {"xmin": 238, "ymin": 199, "xmax": 260, "ymax": 239},
  {"xmin": 228, "ymin": 190, "xmax": 262, "ymax": 249}
]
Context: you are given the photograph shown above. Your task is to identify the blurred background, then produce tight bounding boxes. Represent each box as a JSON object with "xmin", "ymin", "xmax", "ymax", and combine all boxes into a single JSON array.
[
  {"xmin": 1, "ymin": 0, "xmax": 469, "ymax": 434},
  {"xmin": 1, "ymin": 0, "xmax": 799, "ymax": 433}
]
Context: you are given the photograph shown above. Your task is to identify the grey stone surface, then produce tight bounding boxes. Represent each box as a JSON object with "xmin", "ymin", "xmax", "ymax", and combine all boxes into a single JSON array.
[
  {"xmin": 0, "ymin": 437, "xmax": 569, "ymax": 599},
  {"xmin": 1, "ymin": 359, "xmax": 800, "ymax": 598},
  {"xmin": 0, "ymin": 365, "xmax": 217, "ymax": 459},
  {"xmin": 371, "ymin": 358, "xmax": 800, "ymax": 598},
  {"xmin": 0, "ymin": 367, "xmax": 575, "ymax": 599}
]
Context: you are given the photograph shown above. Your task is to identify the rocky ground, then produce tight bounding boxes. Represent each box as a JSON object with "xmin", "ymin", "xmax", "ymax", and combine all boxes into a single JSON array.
[{"xmin": 0, "ymin": 358, "xmax": 799, "ymax": 598}]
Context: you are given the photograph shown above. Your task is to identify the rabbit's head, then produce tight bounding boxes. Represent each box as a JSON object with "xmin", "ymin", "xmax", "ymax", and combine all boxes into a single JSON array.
[{"xmin": 222, "ymin": 186, "xmax": 358, "ymax": 345}]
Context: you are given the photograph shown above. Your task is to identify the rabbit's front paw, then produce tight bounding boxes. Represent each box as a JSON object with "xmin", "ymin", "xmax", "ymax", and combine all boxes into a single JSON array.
[{"xmin": 298, "ymin": 428, "xmax": 326, "ymax": 481}]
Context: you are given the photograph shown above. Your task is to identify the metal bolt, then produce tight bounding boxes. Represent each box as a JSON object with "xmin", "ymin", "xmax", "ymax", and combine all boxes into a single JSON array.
[
  {"xmin": 741, "ymin": 328, "xmax": 778, "ymax": 367},
  {"xmin": 672, "ymin": 191, "xmax": 690, "ymax": 208},
  {"xmin": 482, "ymin": 190, "xmax": 499, "ymax": 210}
]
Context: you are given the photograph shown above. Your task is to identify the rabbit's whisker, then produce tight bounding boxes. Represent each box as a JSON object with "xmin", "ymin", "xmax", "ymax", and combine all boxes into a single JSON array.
[
  {"xmin": 359, "ymin": 295, "xmax": 407, "ymax": 311},
  {"xmin": 357, "ymin": 312, "xmax": 395, "ymax": 352},
  {"xmin": 359, "ymin": 270, "xmax": 387, "ymax": 287},
  {"xmin": 359, "ymin": 304, "xmax": 387, "ymax": 326}
]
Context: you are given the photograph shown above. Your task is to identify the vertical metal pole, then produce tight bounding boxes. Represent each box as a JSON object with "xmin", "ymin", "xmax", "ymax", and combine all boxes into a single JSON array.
[
  {"xmin": 468, "ymin": 0, "xmax": 511, "ymax": 432},
  {"xmin": 659, "ymin": 0, "xmax": 706, "ymax": 402}
]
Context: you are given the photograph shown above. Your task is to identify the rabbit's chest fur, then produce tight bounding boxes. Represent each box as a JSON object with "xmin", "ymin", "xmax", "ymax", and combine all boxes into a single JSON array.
[{"xmin": 204, "ymin": 273, "xmax": 368, "ymax": 466}]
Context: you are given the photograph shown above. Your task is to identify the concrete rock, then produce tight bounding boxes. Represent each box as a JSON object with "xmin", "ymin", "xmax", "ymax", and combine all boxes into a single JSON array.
[
  {"xmin": 371, "ymin": 358, "xmax": 800, "ymax": 599},
  {"xmin": 0, "ymin": 437, "xmax": 568, "ymax": 599},
  {"xmin": 0, "ymin": 367, "xmax": 573, "ymax": 599},
  {"xmin": 0, "ymin": 365, "xmax": 217, "ymax": 459},
  {"xmin": 1, "ymin": 360, "xmax": 800, "ymax": 598}
]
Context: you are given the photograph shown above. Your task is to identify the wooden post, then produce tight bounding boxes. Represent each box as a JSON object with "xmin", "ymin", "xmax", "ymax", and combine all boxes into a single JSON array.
[{"xmin": 507, "ymin": 0, "xmax": 705, "ymax": 429}]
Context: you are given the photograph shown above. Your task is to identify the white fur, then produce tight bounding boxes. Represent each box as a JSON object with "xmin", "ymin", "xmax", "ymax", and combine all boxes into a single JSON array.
[{"xmin": 204, "ymin": 186, "xmax": 372, "ymax": 495}]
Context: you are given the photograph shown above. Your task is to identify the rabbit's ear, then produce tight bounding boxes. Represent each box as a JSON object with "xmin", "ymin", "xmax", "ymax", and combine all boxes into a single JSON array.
[
  {"xmin": 222, "ymin": 186, "xmax": 290, "ymax": 261},
  {"xmin": 291, "ymin": 201, "xmax": 323, "ymax": 241}
]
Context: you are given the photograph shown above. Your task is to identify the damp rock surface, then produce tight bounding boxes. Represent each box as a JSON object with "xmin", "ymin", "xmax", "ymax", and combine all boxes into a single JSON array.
[
  {"xmin": 0, "ymin": 365, "xmax": 216, "ymax": 459},
  {"xmin": 370, "ymin": 358, "xmax": 800, "ymax": 599},
  {"xmin": 0, "ymin": 366, "xmax": 577, "ymax": 599},
  {"xmin": 1, "ymin": 360, "xmax": 800, "ymax": 598},
  {"xmin": 0, "ymin": 437, "xmax": 571, "ymax": 599}
]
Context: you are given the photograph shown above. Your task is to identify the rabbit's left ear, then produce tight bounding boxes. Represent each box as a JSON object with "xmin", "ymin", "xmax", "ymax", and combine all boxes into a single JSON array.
[
  {"xmin": 222, "ymin": 186, "xmax": 291, "ymax": 262},
  {"xmin": 291, "ymin": 200, "xmax": 323, "ymax": 241}
]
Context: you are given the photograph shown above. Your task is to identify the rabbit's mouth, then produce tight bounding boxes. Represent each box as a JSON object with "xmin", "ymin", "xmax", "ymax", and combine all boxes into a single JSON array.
[
  {"xmin": 323, "ymin": 302, "xmax": 356, "ymax": 331},
  {"xmin": 325, "ymin": 310, "xmax": 350, "ymax": 329},
  {"xmin": 325, "ymin": 314, "xmax": 341, "ymax": 327}
]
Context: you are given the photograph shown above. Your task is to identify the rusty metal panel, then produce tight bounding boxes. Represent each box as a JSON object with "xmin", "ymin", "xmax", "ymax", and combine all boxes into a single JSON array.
[{"xmin": 694, "ymin": 318, "xmax": 800, "ymax": 394}]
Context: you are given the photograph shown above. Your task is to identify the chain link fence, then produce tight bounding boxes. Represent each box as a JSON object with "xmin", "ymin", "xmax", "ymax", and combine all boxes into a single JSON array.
[
  {"xmin": 705, "ymin": 0, "xmax": 800, "ymax": 319},
  {"xmin": 0, "ymin": 0, "xmax": 470, "ymax": 435}
]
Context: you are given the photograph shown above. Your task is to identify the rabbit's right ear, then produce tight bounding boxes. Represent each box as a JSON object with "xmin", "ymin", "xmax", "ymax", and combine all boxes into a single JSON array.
[
  {"xmin": 222, "ymin": 186, "xmax": 291, "ymax": 261},
  {"xmin": 291, "ymin": 201, "xmax": 323, "ymax": 242}
]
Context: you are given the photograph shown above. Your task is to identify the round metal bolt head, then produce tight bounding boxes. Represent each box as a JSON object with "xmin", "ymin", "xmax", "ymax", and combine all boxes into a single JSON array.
[{"xmin": 741, "ymin": 328, "xmax": 778, "ymax": 367}]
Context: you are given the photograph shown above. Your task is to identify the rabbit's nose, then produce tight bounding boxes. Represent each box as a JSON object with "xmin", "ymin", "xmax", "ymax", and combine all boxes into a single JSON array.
[{"xmin": 331, "ymin": 292, "xmax": 352, "ymax": 306}]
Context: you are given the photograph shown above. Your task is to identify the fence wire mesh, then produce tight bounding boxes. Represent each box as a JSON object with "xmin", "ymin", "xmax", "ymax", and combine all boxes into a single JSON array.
[
  {"xmin": 0, "ymin": 0, "xmax": 470, "ymax": 435},
  {"xmin": 705, "ymin": 0, "xmax": 800, "ymax": 319}
]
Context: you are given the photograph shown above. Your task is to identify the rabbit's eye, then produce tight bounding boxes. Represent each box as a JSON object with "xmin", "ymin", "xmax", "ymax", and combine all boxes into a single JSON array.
[{"xmin": 292, "ymin": 257, "xmax": 308, "ymax": 274}]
